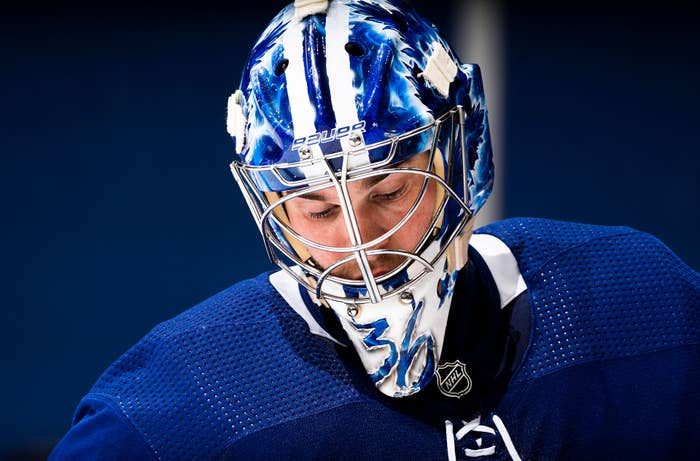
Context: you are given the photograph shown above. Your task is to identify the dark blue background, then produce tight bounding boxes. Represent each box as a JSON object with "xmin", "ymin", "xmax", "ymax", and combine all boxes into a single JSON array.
[
  {"xmin": 1, "ymin": 0, "xmax": 698, "ymax": 458},
  {"xmin": 505, "ymin": 2, "xmax": 699, "ymax": 258}
]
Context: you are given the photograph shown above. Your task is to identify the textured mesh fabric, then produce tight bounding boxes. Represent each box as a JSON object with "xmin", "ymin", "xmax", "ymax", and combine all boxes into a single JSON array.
[
  {"xmin": 475, "ymin": 218, "xmax": 700, "ymax": 382},
  {"xmin": 60, "ymin": 218, "xmax": 700, "ymax": 460},
  {"xmin": 89, "ymin": 273, "xmax": 369, "ymax": 460}
]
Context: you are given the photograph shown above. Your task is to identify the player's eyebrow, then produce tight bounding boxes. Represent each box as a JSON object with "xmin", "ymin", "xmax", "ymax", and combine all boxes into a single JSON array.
[
  {"xmin": 292, "ymin": 173, "xmax": 391, "ymax": 202},
  {"xmin": 295, "ymin": 192, "xmax": 331, "ymax": 202},
  {"xmin": 363, "ymin": 173, "xmax": 390, "ymax": 189}
]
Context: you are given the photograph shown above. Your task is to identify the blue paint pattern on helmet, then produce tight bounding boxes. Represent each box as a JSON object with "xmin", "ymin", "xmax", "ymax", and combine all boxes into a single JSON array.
[{"xmin": 232, "ymin": 0, "xmax": 493, "ymax": 212}]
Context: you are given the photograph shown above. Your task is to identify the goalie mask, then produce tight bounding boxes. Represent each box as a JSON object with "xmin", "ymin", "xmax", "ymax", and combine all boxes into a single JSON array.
[{"xmin": 229, "ymin": 0, "xmax": 493, "ymax": 397}]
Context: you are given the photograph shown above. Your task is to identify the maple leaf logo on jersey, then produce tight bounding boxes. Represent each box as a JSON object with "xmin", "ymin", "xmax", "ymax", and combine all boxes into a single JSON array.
[{"xmin": 435, "ymin": 360, "xmax": 472, "ymax": 398}]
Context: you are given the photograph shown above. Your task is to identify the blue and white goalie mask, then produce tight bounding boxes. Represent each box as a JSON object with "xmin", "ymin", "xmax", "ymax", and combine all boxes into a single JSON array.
[{"xmin": 229, "ymin": 0, "xmax": 493, "ymax": 397}]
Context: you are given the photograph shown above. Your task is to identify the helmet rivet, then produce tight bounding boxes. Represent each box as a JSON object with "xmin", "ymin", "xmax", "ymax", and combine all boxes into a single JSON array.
[
  {"xmin": 347, "ymin": 304, "xmax": 359, "ymax": 318},
  {"xmin": 399, "ymin": 291, "xmax": 414, "ymax": 304},
  {"xmin": 298, "ymin": 146, "xmax": 312, "ymax": 160},
  {"xmin": 348, "ymin": 132, "xmax": 363, "ymax": 147}
]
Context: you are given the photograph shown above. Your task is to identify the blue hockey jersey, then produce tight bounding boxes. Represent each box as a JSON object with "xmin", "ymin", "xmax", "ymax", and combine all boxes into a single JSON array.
[{"xmin": 50, "ymin": 218, "xmax": 700, "ymax": 460}]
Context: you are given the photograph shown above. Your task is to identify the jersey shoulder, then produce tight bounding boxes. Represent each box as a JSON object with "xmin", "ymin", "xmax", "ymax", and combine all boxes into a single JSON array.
[
  {"xmin": 474, "ymin": 217, "xmax": 638, "ymax": 274},
  {"xmin": 474, "ymin": 216, "xmax": 698, "ymax": 285},
  {"xmin": 89, "ymin": 272, "xmax": 294, "ymax": 399},
  {"xmin": 476, "ymin": 217, "xmax": 700, "ymax": 382},
  {"xmin": 74, "ymin": 272, "xmax": 369, "ymax": 460}
]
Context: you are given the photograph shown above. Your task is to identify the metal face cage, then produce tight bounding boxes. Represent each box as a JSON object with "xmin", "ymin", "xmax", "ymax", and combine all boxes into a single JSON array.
[{"xmin": 231, "ymin": 106, "xmax": 474, "ymax": 305}]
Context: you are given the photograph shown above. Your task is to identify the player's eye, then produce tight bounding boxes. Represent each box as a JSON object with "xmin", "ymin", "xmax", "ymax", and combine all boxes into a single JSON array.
[
  {"xmin": 308, "ymin": 205, "xmax": 339, "ymax": 220},
  {"xmin": 373, "ymin": 183, "xmax": 407, "ymax": 202}
]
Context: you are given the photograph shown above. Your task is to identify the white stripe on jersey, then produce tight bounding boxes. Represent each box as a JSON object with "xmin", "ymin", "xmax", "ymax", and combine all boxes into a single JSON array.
[{"xmin": 469, "ymin": 234, "xmax": 527, "ymax": 308}]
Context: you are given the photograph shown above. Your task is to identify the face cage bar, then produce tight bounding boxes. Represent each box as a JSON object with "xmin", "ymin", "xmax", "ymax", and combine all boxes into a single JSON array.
[{"xmin": 231, "ymin": 106, "xmax": 473, "ymax": 304}]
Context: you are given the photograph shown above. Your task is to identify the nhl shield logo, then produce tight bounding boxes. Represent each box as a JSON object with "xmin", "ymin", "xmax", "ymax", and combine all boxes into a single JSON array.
[{"xmin": 435, "ymin": 360, "xmax": 472, "ymax": 398}]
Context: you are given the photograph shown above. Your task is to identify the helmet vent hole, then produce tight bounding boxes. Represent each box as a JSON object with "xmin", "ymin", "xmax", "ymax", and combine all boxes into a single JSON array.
[
  {"xmin": 344, "ymin": 42, "xmax": 365, "ymax": 57},
  {"xmin": 274, "ymin": 59, "xmax": 289, "ymax": 76}
]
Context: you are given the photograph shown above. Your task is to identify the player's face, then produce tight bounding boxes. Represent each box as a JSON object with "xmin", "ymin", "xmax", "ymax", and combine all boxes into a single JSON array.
[{"xmin": 284, "ymin": 152, "xmax": 437, "ymax": 280}]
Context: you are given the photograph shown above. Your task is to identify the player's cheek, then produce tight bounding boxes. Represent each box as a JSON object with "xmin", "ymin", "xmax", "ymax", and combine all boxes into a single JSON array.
[{"xmin": 316, "ymin": 217, "xmax": 352, "ymax": 247}]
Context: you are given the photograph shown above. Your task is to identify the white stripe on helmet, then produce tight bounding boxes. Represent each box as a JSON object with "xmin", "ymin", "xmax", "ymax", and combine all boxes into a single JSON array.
[
  {"xmin": 325, "ymin": 1, "xmax": 370, "ymax": 169},
  {"xmin": 283, "ymin": 17, "xmax": 326, "ymax": 178}
]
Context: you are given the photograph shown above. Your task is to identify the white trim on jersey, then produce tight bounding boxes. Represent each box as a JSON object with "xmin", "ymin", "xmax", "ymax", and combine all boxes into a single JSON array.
[
  {"xmin": 269, "ymin": 269, "xmax": 345, "ymax": 346},
  {"xmin": 469, "ymin": 233, "xmax": 527, "ymax": 308}
]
